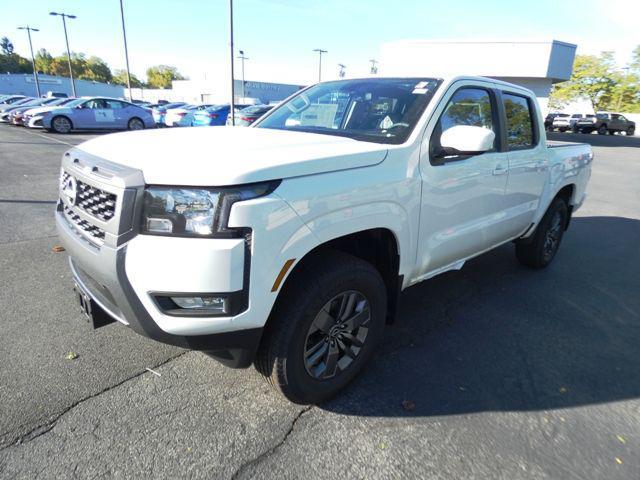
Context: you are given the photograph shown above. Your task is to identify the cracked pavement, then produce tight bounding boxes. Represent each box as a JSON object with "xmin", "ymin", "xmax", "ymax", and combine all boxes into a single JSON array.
[{"xmin": 1, "ymin": 128, "xmax": 639, "ymax": 479}]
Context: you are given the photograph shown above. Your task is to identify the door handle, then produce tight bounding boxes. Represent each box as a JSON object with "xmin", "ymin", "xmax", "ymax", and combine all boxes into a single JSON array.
[{"xmin": 492, "ymin": 165, "xmax": 508, "ymax": 176}]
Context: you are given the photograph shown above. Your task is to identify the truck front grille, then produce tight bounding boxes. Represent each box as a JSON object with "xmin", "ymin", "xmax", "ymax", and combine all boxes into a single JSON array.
[
  {"xmin": 61, "ymin": 171, "xmax": 117, "ymax": 221},
  {"xmin": 62, "ymin": 204, "xmax": 106, "ymax": 244}
]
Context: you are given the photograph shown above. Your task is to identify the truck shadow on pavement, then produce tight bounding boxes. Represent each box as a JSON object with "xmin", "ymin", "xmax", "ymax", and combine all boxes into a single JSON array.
[{"xmin": 324, "ymin": 216, "xmax": 640, "ymax": 417}]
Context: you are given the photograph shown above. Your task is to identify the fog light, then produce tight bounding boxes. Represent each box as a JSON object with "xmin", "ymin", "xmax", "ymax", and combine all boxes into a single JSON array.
[{"xmin": 171, "ymin": 296, "xmax": 226, "ymax": 314}]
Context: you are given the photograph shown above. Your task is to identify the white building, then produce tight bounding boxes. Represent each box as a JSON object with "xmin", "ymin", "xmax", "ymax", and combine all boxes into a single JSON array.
[{"xmin": 379, "ymin": 39, "xmax": 577, "ymax": 114}]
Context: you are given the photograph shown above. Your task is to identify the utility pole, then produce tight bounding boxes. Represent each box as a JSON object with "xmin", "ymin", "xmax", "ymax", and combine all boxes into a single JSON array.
[
  {"xmin": 313, "ymin": 48, "xmax": 327, "ymax": 83},
  {"xmin": 18, "ymin": 26, "xmax": 41, "ymax": 97},
  {"xmin": 119, "ymin": 0, "xmax": 133, "ymax": 101},
  {"xmin": 237, "ymin": 50, "xmax": 249, "ymax": 99},
  {"xmin": 50, "ymin": 12, "xmax": 77, "ymax": 97},
  {"xmin": 369, "ymin": 59, "xmax": 378, "ymax": 75},
  {"xmin": 229, "ymin": 0, "xmax": 235, "ymax": 125},
  {"xmin": 338, "ymin": 63, "xmax": 346, "ymax": 78}
]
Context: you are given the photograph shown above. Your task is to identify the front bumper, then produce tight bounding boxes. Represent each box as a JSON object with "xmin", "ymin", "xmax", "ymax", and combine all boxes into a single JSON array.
[{"xmin": 55, "ymin": 153, "xmax": 265, "ymax": 367}]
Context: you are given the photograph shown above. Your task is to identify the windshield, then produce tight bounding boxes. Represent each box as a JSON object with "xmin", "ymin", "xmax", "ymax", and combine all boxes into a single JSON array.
[{"xmin": 256, "ymin": 78, "xmax": 441, "ymax": 144}]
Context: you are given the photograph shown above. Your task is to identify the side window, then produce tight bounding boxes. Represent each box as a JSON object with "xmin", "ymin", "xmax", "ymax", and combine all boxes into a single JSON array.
[
  {"xmin": 502, "ymin": 93, "xmax": 534, "ymax": 149},
  {"xmin": 429, "ymin": 88, "xmax": 495, "ymax": 160},
  {"xmin": 619, "ymin": 115, "xmax": 627, "ymax": 122},
  {"xmin": 106, "ymin": 100, "xmax": 124, "ymax": 109},
  {"xmin": 86, "ymin": 99, "xmax": 107, "ymax": 109}
]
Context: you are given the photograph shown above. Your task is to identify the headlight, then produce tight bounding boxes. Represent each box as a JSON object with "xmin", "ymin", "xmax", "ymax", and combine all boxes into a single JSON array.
[{"xmin": 141, "ymin": 181, "xmax": 280, "ymax": 237}]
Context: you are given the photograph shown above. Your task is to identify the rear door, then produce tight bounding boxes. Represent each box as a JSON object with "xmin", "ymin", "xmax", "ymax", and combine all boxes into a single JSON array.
[
  {"xmin": 105, "ymin": 100, "xmax": 128, "ymax": 128},
  {"xmin": 417, "ymin": 81, "xmax": 510, "ymax": 275},
  {"xmin": 499, "ymin": 88, "xmax": 549, "ymax": 237}
]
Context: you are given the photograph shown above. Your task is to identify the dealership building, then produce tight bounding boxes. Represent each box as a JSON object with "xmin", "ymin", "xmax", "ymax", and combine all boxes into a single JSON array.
[
  {"xmin": 0, "ymin": 73, "xmax": 124, "ymax": 98},
  {"xmin": 379, "ymin": 39, "xmax": 577, "ymax": 114}
]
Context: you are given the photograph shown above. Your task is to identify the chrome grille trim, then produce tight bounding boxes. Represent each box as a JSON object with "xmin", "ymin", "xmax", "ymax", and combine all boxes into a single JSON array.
[
  {"xmin": 60, "ymin": 171, "xmax": 117, "ymax": 221},
  {"xmin": 62, "ymin": 204, "xmax": 106, "ymax": 246}
]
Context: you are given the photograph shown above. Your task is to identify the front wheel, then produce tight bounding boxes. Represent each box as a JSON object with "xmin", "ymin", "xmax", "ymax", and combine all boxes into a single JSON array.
[
  {"xmin": 128, "ymin": 117, "xmax": 145, "ymax": 130},
  {"xmin": 597, "ymin": 124, "xmax": 608, "ymax": 135},
  {"xmin": 627, "ymin": 127, "xmax": 635, "ymax": 136},
  {"xmin": 51, "ymin": 115, "xmax": 72, "ymax": 134},
  {"xmin": 255, "ymin": 251, "xmax": 387, "ymax": 404},
  {"xmin": 515, "ymin": 198, "xmax": 568, "ymax": 269}
]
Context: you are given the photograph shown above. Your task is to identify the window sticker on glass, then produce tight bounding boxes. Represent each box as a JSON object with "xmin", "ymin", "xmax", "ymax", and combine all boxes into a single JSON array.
[
  {"xmin": 300, "ymin": 103, "xmax": 339, "ymax": 128},
  {"xmin": 412, "ymin": 88, "xmax": 428, "ymax": 95}
]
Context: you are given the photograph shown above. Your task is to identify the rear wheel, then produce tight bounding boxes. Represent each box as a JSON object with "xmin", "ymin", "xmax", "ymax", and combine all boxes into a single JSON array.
[
  {"xmin": 128, "ymin": 117, "xmax": 145, "ymax": 130},
  {"xmin": 255, "ymin": 251, "xmax": 387, "ymax": 404},
  {"xmin": 516, "ymin": 198, "xmax": 568, "ymax": 269},
  {"xmin": 51, "ymin": 115, "xmax": 72, "ymax": 134}
]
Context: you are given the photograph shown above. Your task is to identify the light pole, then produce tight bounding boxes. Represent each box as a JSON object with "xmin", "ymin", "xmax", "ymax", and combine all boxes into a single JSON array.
[
  {"xmin": 229, "ymin": 0, "xmax": 235, "ymax": 125},
  {"xmin": 237, "ymin": 50, "xmax": 249, "ymax": 99},
  {"xmin": 313, "ymin": 48, "xmax": 327, "ymax": 83},
  {"xmin": 50, "ymin": 12, "xmax": 77, "ymax": 97},
  {"xmin": 118, "ymin": 0, "xmax": 133, "ymax": 101},
  {"xmin": 338, "ymin": 63, "xmax": 346, "ymax": 78},
  {"xmin": 17, "ymin": 26, "xmax": 41, "ymax": 97},
  {"xmin": 369, "ymin": 59, "xmax": 378, "ymax": 75}
]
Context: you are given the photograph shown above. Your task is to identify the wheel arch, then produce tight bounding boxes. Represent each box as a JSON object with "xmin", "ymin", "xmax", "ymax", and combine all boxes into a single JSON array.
[{"xmin": 273, "ymin": 228, "xmax": 403, "ymax": 325}]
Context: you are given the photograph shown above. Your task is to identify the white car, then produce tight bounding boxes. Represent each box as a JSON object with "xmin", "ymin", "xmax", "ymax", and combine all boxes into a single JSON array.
[
  {"xmin": 164, "ymin": 104, "xmax": 214, "ymax": 127},
  {"xmin": 23, "ymin": 99, "xmax": 76, "ymax": 128},
  {"xmin": 55, "ymin": 75, "xmax": 593, "ymax": 403},
  {"xmin": 551, "ymin": 113, "xmax": 571, "ymax": 132}
]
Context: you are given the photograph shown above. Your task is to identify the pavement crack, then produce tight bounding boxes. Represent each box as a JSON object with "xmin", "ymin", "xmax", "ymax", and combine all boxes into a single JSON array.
[
  {"xmin": 231, "ymin": 405, "xmax": 313, "ymax": 479},
  {"xmin": 0, "ymin": 351, "xmax": 187, "ymax": 451}
]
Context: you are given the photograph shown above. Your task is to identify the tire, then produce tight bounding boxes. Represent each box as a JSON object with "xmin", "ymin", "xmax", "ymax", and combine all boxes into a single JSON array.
[
  {"xmin": 559, "ymin": 128, "xmax": 567, "ymax": 132},
  {"xmin": 51, "ymin": 115, "xmax": 72, "ymax": 134},
  {"xmin": 627, "ymin": 127, "xmax": 635, "ymax": 136},
  {"xmin": 597, "ymin": 124, "xmax": 608, "ymax": 135},
  {"xmin": 516, "ymin": 198, "xmax": 568, "ymax": 269},
  {"xmin": 255, "ymin": 250, "xmax": 387, "ymax": 404},
  {"xmin": 128, "ymin": 117, "xmax": 145, "ymax": 130}
]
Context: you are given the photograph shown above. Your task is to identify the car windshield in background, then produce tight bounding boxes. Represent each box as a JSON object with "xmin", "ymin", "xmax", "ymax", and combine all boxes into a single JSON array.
[{"xmin": 256, "ymin": 78, "xmax": 441, "ymax": 144}]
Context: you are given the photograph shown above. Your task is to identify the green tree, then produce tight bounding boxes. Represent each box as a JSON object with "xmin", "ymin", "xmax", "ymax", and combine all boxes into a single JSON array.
[
  {"xmin": 81, "ymin": 56, "xmax": 112, "ymax": 83},
  {"xmin": 146, "ymin": 65, "xmax": 185, "ymax": 89},
  {"xmin": 112, "ymin": 69, "xmax": 144, "ymax": 88},
  {"xmin": 0, "ymin": 36, "xmax": 32, "ymax": 73},
  {"xmin": 1, "ymin": 37, "xmax": 14, "ymax": 55},
  {"xmin": 34, "ymin": 48, "xmax": 54, "ymax": 74},
  {"xmin": 550, "ymin": 53, "xmax": 617, "ymax": 111}
]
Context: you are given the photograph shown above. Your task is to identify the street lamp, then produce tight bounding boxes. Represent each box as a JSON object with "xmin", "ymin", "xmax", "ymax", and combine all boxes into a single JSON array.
[
  {"xmin": 118, "ymin": 0, "xmax": 133, "ymax": 101},
  {"xmin": 17, "ymin": 26, "xmax": 41, "ymax": 97},
  {"xmin": 50, "ymin": 12, "xmax": 77, "ymax": 97},
  {"xmin": 228, "ymin": 0, "xmax": 235, "ymax": 125},
  {"xmin": 369, "ymin": 59, "xmax": 378, "ymax": 75},
  {"xmin": 237, "ymin": 50, "xmax": 249, "ymax": 99},
  {"xmin": 338, "ymin": 63, "xmax": 346, "ymax": 78},
  {"xmin": 313, "ymin": 48, "xmax": 327, "ymax": 83}
]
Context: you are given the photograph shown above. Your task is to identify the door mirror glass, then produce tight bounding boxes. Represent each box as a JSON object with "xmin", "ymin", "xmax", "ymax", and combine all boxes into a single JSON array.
[{"xmin": 440, "ymin": 125, "xmax": 495, "ymax": 155}]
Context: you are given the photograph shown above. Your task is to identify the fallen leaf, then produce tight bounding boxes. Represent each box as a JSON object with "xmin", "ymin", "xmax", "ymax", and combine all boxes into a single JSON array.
[
  {"xmin": 559, "ymin": 387, "xmax": 568, "ymax": 394},
  {"xmin": 65, "ymin": 351, "xmax": 79, "ymax": 360},
  {"xmin": 378, "ymin": 441, "xmax": 387, "ymax": 450},
  {"xmin": 401, "ymin": 400, "xmax": 416, "ymax": 412},
  {"xmin": 617, "ymin": 435, "xmax": 626, "ymax": 444},
  {"xmin": 52, "ymin": 245, "xmax": 66, "ymax": 253},
  {"xmin": 615, "ymin": 457, "xmax": 622, "ymax": 465}
]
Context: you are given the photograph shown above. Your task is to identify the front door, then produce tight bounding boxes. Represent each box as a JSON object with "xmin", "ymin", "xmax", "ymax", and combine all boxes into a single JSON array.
[{"xmin": 416, "ymin": 83, "xmax": 510, "ymax": 277}]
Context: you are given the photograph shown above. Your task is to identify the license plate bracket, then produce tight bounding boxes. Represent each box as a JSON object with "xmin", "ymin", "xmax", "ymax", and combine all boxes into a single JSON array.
[{"xmin": 73, "ymin": 282, "xmax": 116, "ymax": 329}]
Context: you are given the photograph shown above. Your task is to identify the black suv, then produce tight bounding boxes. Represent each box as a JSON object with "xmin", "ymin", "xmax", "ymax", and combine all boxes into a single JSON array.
[{"xmin": 575, "ymin": 113, "xmax": 635, "ymax": 136}]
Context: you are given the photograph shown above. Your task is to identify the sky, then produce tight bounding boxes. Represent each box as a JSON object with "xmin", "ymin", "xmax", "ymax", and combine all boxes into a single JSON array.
[{"xmin": 2, "ymin": 0, "xmax": 639, "ymax": 85}]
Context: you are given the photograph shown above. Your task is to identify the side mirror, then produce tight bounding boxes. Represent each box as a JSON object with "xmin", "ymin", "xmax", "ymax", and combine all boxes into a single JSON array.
[{"xmin": 439, "ymin": 125, "xmax": 495, "ymax": 156}]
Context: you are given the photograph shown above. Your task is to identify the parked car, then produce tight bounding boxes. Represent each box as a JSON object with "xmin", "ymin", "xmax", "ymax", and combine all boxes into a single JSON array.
[
  {"xmin": 41, "ymin": 97, "xmax": 155, "ymax": 133},
  {"xmin": 226, "ymin": 105, "xmax": 274, "ymax": 126},
  {"xmin": 7, "ymin": 97, "xmax": 69, "ymax": 125},
  {"xmin": 44, "ymin": 91, "xmax": 69, "ymax": 99},
  {"xmin": 56, "ymin": 76, "xmax": 593, "ymax": 404},
  {"xmin": 544, "ymin": 112, "xmax": 560, "ymax": 130},
  {"xmin": 569, "ymin": 114, "xmax": 595, "ymax": 131},
  {"xmin": 190, "ymin": 104, "xmax": 230, "ymax": 126},
  {"xmin": 0, "ymin": 97, "xmax": 34, "ymax": 115},
  {"xmin": 18, "ymin": 98, "xmax": 75, "ymax": 127},
  {"xmin": 0, "ymin": 98, "xmax": 44, "ymax": 122},
  {"xmin": 550, "ymin": 113, "xmax": 571, "ymax": 132},
  {"xmin": 0, "ymin": 95, "xmax": 27, "ymax": 105},
  {"xmin": 165, "ymin": 104, "xmax": 217, "ymax": 127},
  {"xmin": 151, "ymin": 102, "xmax": 187, "ymax": 126},
  {"xmin": 575, "ymin": 112, "xmax": 635, "ymax": 135}
]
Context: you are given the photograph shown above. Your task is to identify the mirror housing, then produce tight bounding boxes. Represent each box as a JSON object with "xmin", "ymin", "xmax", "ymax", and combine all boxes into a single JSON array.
[{"xmin": 439, "ymin": 125, "xmax": 495, "ymax": 156}]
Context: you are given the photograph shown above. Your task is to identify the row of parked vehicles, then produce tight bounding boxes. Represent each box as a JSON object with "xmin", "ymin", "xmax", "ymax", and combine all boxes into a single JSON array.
[
  {"xmin": 0, "ymin": 93, "xmax": 273, "ymax": 133},
  {"xmin": 545, "ymin": 112, "xmax": 635, "ymax": 135}
]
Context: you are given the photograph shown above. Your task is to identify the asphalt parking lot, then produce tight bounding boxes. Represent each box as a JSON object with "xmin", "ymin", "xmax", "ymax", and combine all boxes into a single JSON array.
[{"xmin": 0, "ymin": 126, "xmax": 639, "ymax": 479}]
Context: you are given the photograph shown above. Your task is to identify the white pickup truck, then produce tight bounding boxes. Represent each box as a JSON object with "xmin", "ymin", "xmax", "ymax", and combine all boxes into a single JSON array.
[{"xmin": 56, "ymin": 76, "xmax": 593, "ymax": 403}]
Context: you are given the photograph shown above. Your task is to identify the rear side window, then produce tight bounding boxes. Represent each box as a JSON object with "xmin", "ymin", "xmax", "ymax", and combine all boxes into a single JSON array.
[{"xmin": 502, "ymin": 93, "xmax": 534, "ymax": 149}]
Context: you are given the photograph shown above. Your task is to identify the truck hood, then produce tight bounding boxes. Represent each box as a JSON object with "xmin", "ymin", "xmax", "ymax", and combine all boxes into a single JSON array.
[{"xmin": 73, "ymin": 126, "xmax": 388, "ymax": 186}]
